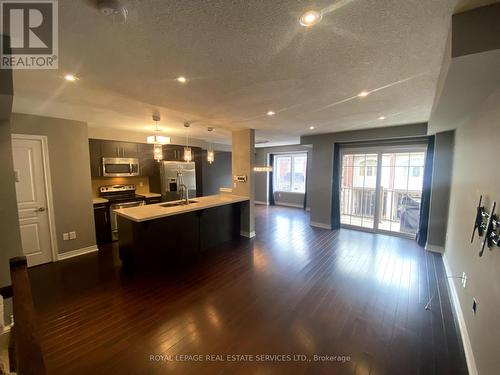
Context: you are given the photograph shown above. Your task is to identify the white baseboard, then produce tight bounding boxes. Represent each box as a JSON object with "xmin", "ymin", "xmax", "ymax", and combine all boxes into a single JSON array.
[
  {"xmin": 275, "ymin": 202, "xmax": 304, "ymax": 208},
  {"xmin": 240, "ymin": 230, "xmax": 256, "ymax": 238},
  {"xmin": 58, "ymin": 245, "xmax": 99, "ymax": 261},
  {"xmin": 310, "ymin": 221, "xmax": 332, "ymax": 230},
  {"xmin": 442, "ymin": 254, "xmax": 478, "ymax": 375},
  {"xmin": 425, "ymin": 243, "xmax": 445, "ymax": 253},
  {"xmin": 254, "ymin": 201, "xmax": 269, "ymax": 205}
]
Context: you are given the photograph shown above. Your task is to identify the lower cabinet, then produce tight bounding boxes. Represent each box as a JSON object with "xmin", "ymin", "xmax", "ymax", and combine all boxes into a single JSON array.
[
  {"xmin": 94, "ymin": 203, "xmax": 111, "ymax": 245},
  {"xmin": 145, "ymin": 196, "xmax": 162, "ymax": 205}
]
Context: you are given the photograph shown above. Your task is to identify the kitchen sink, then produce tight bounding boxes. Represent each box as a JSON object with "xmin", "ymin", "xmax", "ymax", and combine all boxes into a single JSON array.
[{"xmin": 160, "ymin": 199, "xmax": 198, "ymax": 208}]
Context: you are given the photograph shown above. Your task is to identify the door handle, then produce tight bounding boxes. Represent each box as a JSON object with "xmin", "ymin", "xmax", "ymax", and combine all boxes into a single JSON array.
[
  {"xmin": 129, "ymin": 163, "xmax": 132, "ymax": 174},
  {"xmin": 36, "ymin": 207, "xmax": 46, "ymax": 212}
]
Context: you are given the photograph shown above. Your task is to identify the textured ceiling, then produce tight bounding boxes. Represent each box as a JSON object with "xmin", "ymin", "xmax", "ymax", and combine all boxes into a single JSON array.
[{"xmin": 11, "ymin": 0, "xmax": 491, "ymax": 146}]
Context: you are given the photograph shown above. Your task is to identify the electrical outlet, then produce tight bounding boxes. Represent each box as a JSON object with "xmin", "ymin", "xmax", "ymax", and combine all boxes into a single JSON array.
[
  {"xmin": 472, "ymin": 298, "xmax": 478, "ymax": 316},
  {"xmin": 69, "ymin": 231, "xmax": 77, "ymax": 240},
  {"xmin": 462, "ymin": 272, "xmax": 467, "ymax": 288},
  {"xmin": 63, "ymin": 233, "xmax": 69, "ymax": 241}
]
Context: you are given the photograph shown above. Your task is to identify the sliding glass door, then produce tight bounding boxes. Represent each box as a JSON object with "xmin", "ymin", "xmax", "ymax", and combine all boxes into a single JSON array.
[{"xmin": 340, "ymin": 146, "xmax": 426, "ymax": 237}]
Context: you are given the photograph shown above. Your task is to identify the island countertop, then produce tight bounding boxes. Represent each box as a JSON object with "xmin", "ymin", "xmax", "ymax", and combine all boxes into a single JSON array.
[{"xmin": 115, "ymin": 194, "xmax": 250, "ymax": 222}]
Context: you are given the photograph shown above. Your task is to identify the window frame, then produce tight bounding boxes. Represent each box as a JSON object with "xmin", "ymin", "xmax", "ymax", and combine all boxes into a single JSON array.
[{"xmin": 273, "ymin": 153, "xmax": 308, "ymax": 194}]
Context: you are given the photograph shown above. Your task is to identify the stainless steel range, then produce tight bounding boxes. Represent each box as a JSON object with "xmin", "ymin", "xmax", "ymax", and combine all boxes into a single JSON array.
[{"xmin": 99, "ymin": 185, "xmax": 146, "ymax": 241}]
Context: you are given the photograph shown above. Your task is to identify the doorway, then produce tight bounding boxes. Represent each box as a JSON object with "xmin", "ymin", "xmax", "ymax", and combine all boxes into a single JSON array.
[
  {"xmin": 12, "ymin": 134, "xmax": 57, "ymax": 266},
  {"xmin": 340, "ymin": 145, "xmax": 426, "ymax": 237}
]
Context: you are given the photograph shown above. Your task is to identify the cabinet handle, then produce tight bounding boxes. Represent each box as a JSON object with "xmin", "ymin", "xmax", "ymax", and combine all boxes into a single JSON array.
[{"xmin": 104, "ymin": 209, "xmax": 108, "ymax": 223}]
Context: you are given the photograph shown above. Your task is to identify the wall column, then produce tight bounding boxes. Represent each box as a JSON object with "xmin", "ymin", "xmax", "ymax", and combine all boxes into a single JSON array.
[{"xmin": 231, "ymin": 129, "xmax": 255, "ymax": 238}]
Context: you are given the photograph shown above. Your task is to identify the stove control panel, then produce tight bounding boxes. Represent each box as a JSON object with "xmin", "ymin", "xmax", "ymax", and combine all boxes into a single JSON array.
[{"xmin": 99, "ymin": 184, "xmax": 136, "ymax": 193}]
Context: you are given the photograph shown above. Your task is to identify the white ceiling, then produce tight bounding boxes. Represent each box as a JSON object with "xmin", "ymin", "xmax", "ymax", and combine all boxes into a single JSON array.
[{"xmin": 11, "ymin": 0, "xmax": 496, "ymax": 146}]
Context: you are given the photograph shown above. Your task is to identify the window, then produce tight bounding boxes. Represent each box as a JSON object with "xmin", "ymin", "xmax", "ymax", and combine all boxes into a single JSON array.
[{"xmin": 274, "ymin": 153, "xmax": 307, "ymax": 193}]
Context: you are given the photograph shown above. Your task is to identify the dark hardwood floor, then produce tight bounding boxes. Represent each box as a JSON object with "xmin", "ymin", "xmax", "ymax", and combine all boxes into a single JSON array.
[{"xmin": 28, "ymin": 206, "xmax": 467, "ymax": 374}]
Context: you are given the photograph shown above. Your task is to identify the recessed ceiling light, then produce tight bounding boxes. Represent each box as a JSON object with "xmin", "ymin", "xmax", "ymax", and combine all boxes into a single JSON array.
[
  {"xmin": 177, "ymin": 76, "xmax": 187, "ymax": 83},
  {"xmin": 309, "ymin": 126, "xmax": 315, "ymax": 130},
  {"xmin": 64, "ymin": 74, "xmax": 78, "ymax": 82},
  {"xmin": 358, "ymin": 91, "xmax": 370, "ymax": 98},
  {"xmin": 378, "ymin": 116, "xmax": 386, "ymax": 120},
  {"xmin": 300, "ymin": 10, "xmax": 322, "ymax": 27},
  {"xmin": 267, "ymin": 110, "xmax": 276, "ymax": 116}
]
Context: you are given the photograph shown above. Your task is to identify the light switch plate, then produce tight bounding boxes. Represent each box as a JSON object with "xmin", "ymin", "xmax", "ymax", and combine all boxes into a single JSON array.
[
  {"xmin": 63, "ymin": 233, "xmax": 69, "ymax": 241},
  {"xmin": 69, "ymin": 231, "xmax": 76, "ymax": 240}
]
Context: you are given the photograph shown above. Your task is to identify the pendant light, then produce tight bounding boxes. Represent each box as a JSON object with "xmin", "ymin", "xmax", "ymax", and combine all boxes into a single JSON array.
[
  {"xmin": 207, "ymin": 127, "xmax": 214, "ymax": 164},
  {"xmin": 147, "ymin": 114, "xmax": 171, "ymax": 145},
  {"xmin": 183, "ymin": 122, "xmax": 192, "ymax": 162}
]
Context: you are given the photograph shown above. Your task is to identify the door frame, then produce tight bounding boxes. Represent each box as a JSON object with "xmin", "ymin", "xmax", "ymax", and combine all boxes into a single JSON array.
[
  {"xmin": 339, "ymin": 144, "xmax": 427, "ymax": 239},
  {"xmin": 12, "ymin": 134, "xmax": 59, "ymax": 263}
]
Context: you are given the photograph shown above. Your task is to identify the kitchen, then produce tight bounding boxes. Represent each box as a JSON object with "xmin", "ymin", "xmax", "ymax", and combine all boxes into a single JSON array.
[{"xmin": 89, "ymin": 135, "xmax": 240, "ymax": 262}]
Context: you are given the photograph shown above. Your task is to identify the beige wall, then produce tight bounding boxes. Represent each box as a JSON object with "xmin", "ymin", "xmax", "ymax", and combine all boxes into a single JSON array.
[
  {"xmin": 10, "ymin": 113, "xmax": 96, "ymax": 254},
  {"xmin": 444, "ymin": 88, "xmax": 500, "ymax": 375},
  {"xmin": 232, "ymin": 129, "xmax": 255, "ymax": 236}
]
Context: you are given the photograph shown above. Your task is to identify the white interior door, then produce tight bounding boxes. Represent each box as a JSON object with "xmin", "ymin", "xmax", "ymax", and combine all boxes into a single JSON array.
[{"xmin": 12, "ymin": 136, "xmax": 54, "ymax": 266}]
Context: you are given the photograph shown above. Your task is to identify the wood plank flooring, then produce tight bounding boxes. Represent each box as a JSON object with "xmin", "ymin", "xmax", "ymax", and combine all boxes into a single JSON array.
[{"xmin": 28, "ymin": 206, "xmax": 467, "ymax": 374}]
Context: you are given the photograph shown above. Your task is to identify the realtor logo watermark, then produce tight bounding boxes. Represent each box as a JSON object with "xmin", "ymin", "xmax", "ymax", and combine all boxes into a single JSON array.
[{"xmin": 1, "ymin": 0, "xmax": 58, "ymax": 69}]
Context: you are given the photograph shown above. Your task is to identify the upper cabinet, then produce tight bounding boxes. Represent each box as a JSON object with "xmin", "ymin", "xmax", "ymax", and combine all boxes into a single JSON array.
[
  {"xmin": 100, "ymin": 141, "xmax": 138, "ymax": 158},
  {"xmin": 89, "ymin": 139, "xmax": 102, "ymax": 178}
]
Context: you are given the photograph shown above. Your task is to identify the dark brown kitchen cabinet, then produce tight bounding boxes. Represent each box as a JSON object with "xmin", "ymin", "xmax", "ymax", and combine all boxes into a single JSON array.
[
  {"xmin": 100, "ymin": 140, "xmax": 139, "ymax": 158},
  {"xmin": 163, "ymin": 145, "xmax": 185, "ymax": 161},
  {"xmin": 89, "ymin": 139, "xmax": 102, "ymax": 178},
  {"xmin": 94, "ymin": 203, "xmax": 111, "ymax": 244}
]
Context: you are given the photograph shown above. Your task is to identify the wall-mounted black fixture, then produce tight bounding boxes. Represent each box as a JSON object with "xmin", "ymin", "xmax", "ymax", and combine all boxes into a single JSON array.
[{"xmin": 471, "ymin": 196, "xmax": 500, "ymax": 257}]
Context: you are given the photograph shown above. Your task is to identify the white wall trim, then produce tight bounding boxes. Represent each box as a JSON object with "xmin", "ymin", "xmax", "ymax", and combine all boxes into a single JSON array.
[
  {"xmin": 442, "ymin": 254, "xmax": 478, "ymax": 375},
  {"xmin": 58, "ymin": 245, "xmax": 98, "ymax": 261},
  {"xmin": 240, "ymin": 231, "xmax": 256, "ymax": 238},
  {"xmin": 425, "ymin": 243, "xmax": 445, "ymax": 254},
  {"xmin": 310, "ymin": 221, "xmax": 332, "ymax": 230},
  {"xmin": 275, "ymin": 202, "xmax": 304, "ymax": 208},
  {"xmin": 254, "ymin": 201, "xmax": 269, "ymax": 205},
  {"xmin": 12, "ymin": 134, "xmax": 59, "ymax": 263}
]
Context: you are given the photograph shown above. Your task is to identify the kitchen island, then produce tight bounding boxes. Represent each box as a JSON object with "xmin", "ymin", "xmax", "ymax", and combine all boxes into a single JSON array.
[{"xmin": 115, "ymin": 194, "xmax": 250, "ymax": 267}]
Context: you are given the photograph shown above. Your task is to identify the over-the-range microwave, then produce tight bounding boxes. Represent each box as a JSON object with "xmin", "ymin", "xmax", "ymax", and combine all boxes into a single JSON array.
[{"xmin": 102, "ymin": 157, "xmax": 140, "ymax": 177}]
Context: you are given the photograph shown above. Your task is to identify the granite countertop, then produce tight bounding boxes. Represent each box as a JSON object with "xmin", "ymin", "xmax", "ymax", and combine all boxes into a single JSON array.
[
  {"xmin": 93, "ymin": 197, "xmax": 109, "ymax": 204},
  {"xmin": 115, "ymin": 194, "xmax": 249, "ymax": 222}
]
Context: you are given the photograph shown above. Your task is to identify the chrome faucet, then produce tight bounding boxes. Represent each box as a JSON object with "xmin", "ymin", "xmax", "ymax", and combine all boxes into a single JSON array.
[
  {"xmin": 179, "ymin": 183, "xmax": 189, "ymax": 204},
  {"xmin": 177, "ymin": 171, "xmax": 189, "ymax": 204}
]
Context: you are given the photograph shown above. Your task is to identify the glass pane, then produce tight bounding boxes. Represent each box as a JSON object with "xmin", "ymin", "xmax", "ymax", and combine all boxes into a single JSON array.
[
  {"xmin": 275, "ymin": 156, "xmax": 291, "ymax": 191},
  {"xmin": 378, "ymin": 151, "xmax": 424, "ymax": 235},
  {"xmin": 409, "ymin": 152, "xmax": 425, "ymax": 166},
  {"xmin": 340, "ymin": 153, "xmax": 377, "ymax": 230},
  {"xmin": 292, "ymin": 155, "xmax": 307, "ymax": 192}
]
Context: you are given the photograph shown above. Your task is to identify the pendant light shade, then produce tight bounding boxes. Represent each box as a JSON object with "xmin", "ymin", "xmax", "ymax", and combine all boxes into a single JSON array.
[
  {"xmin": 207, "ymin": 149, "xmax": 214, "ymax": 164},
  {"xmin": 184, "ymin": 146, "xmax": 192, "ymax": 162},
  {"xmin": 153, "ymin": 144, "xmax": 163, "ymax": 162},
  {"xmin": 147, "ymin": 135, "xmax": 170, "ymax": 145}
]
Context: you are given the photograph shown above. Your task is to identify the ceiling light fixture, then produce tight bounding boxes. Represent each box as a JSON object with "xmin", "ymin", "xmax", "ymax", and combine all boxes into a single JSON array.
[
  {"xmin": 177, "ymin": 76, "xmax": 187, "ymax": 83},
  {"xmin": 147, "ymin": 114, "xmax": 170, "ymax": 162},
  {"xmin": 358, "ymin": 91, "xmax": 370, "ymax": 98},
  {"xmin": 267, "ymin": 110, "xmax": 276, "ymax": 116},
  {"xmin": 207, "ymin": 127, "xmax": 215, "ymax": 164},
  {"xmin": 183, "ymin": 121, "xmax": 192, "ymax": 162},
  {"xmin": 309, "ymin": 126, "xmax": 315, "ymax": 130},
  {"xmin": 299, "ymin": 10, "xmax": 322, "ymax": 27},
  {"xmin": 378, "ymin": 116, "xmax": 386, "ymax": 120},
  {"xmin": 64, "ymin": 74, "xmax": 78, "ymax": 82}
]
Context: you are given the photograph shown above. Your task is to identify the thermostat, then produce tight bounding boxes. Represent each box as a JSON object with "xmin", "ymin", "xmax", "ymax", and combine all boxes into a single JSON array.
[{"xmin": 234, "ymin": 175, "xmax": 247, "ymax": 183}]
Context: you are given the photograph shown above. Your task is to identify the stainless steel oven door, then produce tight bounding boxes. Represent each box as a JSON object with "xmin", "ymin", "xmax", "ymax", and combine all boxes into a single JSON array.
[
  {"xmin": 102, "ymin": 157, "xmax": 140, "ymax": 177},
  {"xmin": 110, "ymin": 200, "xmax": 145, "ymax": 241}
]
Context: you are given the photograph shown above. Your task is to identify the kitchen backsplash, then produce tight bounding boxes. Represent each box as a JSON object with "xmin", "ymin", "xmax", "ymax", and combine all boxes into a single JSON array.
[{"xmin": 91, "ymin": 176, "xmax": 150, "ymax": 197}]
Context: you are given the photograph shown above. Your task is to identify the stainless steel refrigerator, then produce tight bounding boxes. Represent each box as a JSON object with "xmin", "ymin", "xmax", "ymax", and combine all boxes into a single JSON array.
[{"xmin": 160, "ymin": 161, "xmax": 197, "ymax": 202}]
